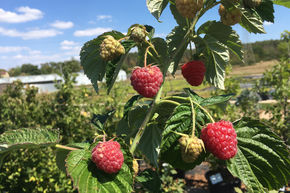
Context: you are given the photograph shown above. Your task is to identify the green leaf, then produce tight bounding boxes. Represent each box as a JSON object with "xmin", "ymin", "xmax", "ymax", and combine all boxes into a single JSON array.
[
  {"xmin": 151, "ymin": 38, "xmax": 169, "ymax": 75},
  {"xmin": 0, "ymin": 128, "xmax": 60, "ymax": 154},
  {"xmin": 91, "ymin": 110, "xmax": 116, "ymax": 132},
  {"xmin": 123, "ymin": 95, "xmax": 143, "ymax": 118},
  {"xmin": 146, "ymin": 0, "xmax": 169, "ymax": 21},
  {"xmin": 160, "ymin": 104, "xmax": 208, "ymax": 170},
  {"xmin": 227, "ymin": 149, "xmax": 265, "ymax": 193},
  {"xmin": 169, "ymin": 4, "xmax": 187, "ymax": 27},
  {"xmin": 273, "ymin": 0, "xmax": 290, "ymax": 8},
  {"xmin": 0, "ymin": 152, "xmax": 8, "ymax": 169},
  {"xmin": 198, "ymin": 21, "xmax": 243, "ymax": 61},
  {"xmin": 116, "ymin": 105, "xmax": 149, "ymax": 140},
  {"xmin": 145, "ymin": 25, "xmax": 155, "ymax": 40},
  {"xmin": 255, "ymin": 0, "xmax": 274, "ymax": 23},
  {"xmin": 80, "ymin": 31, "xmax": 125, "ymax": 93},
  {"xmin": 227, "ymin": 118, "xmax": 290, "ymax": 192},
  {"xmin": 56, "ymin": 143, "xmax": 90, "ymax": 173},
  {"xmin": 198, "ymin": 35, "xmax": 229, "ymax": 89},
  {"xmin": 137, "ymin": 123, "xmax": 162, "ymax": 167},
  {"xmin": 200, "ymin": 94, "xmax": 234, "ymax": 106},
  {"xmin": 106, "ymin": 40, "xmax": 136, "ymax": 94},
  {"xmin": 239, "ymin": 7, "xmax": 265, "ymax": 34},
  {"xmin": 65, "ymin": 139, "xmax": 133, "ymax": 193},
  {"xmin": 166, "ymin": 26, "xmax": 188, "ymax": 75},
  {"xmin": 136, "ymin": 169, "xmax": 161, "ymax": 193}
]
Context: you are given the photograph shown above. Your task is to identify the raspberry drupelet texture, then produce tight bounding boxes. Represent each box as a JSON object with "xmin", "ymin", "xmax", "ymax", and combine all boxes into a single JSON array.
[
  {"xmin": 219, "ymin": 5, "xmax": 242, "ymax": 26},
  {"xmin": 130, "ymin": 66, "xmax": 163, "ymax": 98},
  {"xmin": 100, "ymin": 35, "xmax": 125, "ymax": 61},
  {"xmin": 181, "ymin": 60, "xmax": 206, "ymax": 86},
  {"xmin": 175, "ymin": 0, "xmax": 204, "ymax": 19},
  {"xmin": 91, "ymin": 140, "xmax": 124, "ymax": 174},
  {"xmin": 201, "ymin": 120, "xmax": 237, "ymax": 160},
  {"xmin": 179, "ymin": 135, "xmax": 205, "ymax": 163}
]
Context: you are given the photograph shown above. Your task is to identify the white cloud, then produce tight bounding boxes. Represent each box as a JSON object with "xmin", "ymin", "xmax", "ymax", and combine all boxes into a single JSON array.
[
  {"xmin": 0, "ymin": 27, "xmax": 62, "ymax": 40},
  {"xmin": 60, "ymin": 40, "xmax": 81, "ymax": 56},
  {"xmin": 51, "ymin": 20, "xmax": 74, "ymax": 29},
  {"xmin": 0, "ymin": 6, "xmax": 43, "ymax": 23},
  {"xmin": 97, "ymin": 15, "xmax": 112, "ymax": 21},
  {"xmin": 264, "ymin": 21, "xmax": 273, "ymax": 26},
  {"xmin": 0, "ymin": 46, "xmax": 30, "ymax": 53},
  {"xmin": 74, "ymin": 27, "xmax": 112, "ymax": 37}
]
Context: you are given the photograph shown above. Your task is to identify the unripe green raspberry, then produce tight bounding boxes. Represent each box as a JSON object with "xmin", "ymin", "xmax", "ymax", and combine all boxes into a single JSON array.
[
  {"xmin": 179, "ymin": 135, "xmax": 205, "ymax": 163},
  {"xmin": 130, "ymin": 26, "xmax": 147, "ymax": 43},
  {"xmin": 175, "ymin": 0, "xmax": 204, "ymax": 19},
  {"xmin": 100, "ymin": 35, "xmax": 125, "ymax": 61},
  {"xmin": 243, "ymin": 0, "xmax": 262, "ymax": 8},
  {"xmin": 219, "ymin": 4, "xmax": 242, "ymax": 26}
]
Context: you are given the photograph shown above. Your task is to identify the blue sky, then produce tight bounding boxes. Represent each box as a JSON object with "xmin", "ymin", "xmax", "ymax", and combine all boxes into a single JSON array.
[{"xmin": 0, "ymin": 0, "xmax": 289, "ymax": 70}]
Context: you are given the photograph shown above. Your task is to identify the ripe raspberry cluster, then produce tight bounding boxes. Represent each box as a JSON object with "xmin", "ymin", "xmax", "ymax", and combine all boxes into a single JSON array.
[
  {"xmin": 201, "ymin": 120, "xmax": 237, "ymax": 160},
  {"xmin": 130, "ymin": 66, "xmax": 163, "ymax": 98},
  {"xmin": 91, "ymin": 140, "xmax": 124, "ymax": 174},
  {"xmin": 175, "ymin": 0, "xmax": 204, "ymax": 18},
  {"xmin": 181, "ymin": 60, "xmax": 206, "ymax": 86},
  {"xmin": 179, "ymin": 135, "xmax": 204, "ymax": 163},
  {"xmin": 100, "ymin": 35, "xmax": 125, "ymax": 61}
]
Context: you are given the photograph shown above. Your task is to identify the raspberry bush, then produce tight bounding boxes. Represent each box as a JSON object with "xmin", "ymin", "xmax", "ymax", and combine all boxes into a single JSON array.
[{"xmin": 0, "ymin": 0, "xmax": 289, "ymax": 193}]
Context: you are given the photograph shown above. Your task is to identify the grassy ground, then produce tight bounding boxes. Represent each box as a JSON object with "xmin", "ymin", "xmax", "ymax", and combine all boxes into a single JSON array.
[{"xmin": 230, "ymin": 60, "xmax": 278, "ymax": 76}]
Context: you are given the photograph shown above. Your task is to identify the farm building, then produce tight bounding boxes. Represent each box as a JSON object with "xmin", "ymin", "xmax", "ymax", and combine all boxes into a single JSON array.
[{"xmin": 0, "ymin": 70, "xmax": 127, "ymax": 93}]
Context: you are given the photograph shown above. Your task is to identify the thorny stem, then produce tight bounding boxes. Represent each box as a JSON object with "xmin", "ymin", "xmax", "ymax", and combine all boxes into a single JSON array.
[
  {"xmin": 129, "ymin": 86, "xmax": 163, "ymax": 154},
  {"xmin": 55, "ymin": 144, "xmax": 80, "ymax": 151},
  {"xmin": 189, "ymin": 97, "xmax": 196, "ymax": 138}
]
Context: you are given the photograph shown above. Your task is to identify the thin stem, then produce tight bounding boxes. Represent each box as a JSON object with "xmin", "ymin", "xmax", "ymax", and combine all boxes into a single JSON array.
[
  {"xmin": 118, "ymin": 36, "xmax": 129, "ymax": 42},
  {"xmin": 145, "ymin": 39, "xmax": 159, "ymax": 56},
  {"xmin": 147, "ymin": 51, "xmax": 159, "ymax": 64},
  {"xmin": 158, "ymin": 99, "xmax": 181, "ymax": 106},
  {"xmin": 144, "ymin": 46, "xmax": 151, "ymax": 67},
  {"xmin": 163, "ymin": 95, "xmax": 189, "ymax": 102},
  {"xmin": 190, "ymin": 99, "xmax": 215, "ymax": 123},
  {"xmin": 55, "ymin": 144, "xmax": 80, "ymax": 151},
  {"xmin": 189, "ymin": 97, "xmax": 196, "ymax": 138}
]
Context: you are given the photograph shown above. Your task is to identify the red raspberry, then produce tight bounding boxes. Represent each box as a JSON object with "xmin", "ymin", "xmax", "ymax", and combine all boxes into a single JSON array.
[
  {"xmin": 201, "ymin": 120, "xmax": 237, "ymax": 160},
  {"xmin": 91, "ymin": 140, "xmax": 124, "ymax": 174},
  {"xmin": 181, "ymin": 61, "xmax": 206, "ymax": 86},
  {"xmin": 130, "ymin": 66, "xmax": 163, "ymax": 98}
]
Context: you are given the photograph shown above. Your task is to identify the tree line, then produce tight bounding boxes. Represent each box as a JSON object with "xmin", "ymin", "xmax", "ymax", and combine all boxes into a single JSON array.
[{"xmin": 3, "ymin": 38, "xmax": 289, "ymax": 77}]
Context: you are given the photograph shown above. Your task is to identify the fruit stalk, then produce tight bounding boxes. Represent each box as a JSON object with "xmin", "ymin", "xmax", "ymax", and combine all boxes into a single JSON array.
[
  {"xmin": 189, "ymin": 97, "xmax": 196, "ymax": 138},
  {"xmin": 55, "ymin": 144, "xmax": 80, "ymax": 151}
]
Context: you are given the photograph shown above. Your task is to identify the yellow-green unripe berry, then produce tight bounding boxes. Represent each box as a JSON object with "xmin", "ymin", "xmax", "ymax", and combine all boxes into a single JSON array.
[
  {"xmin": 179, "ymin": 135, "xmax": 205, "ymax": 163},
  {"xmin": 175, "ymin": 0, "xmax": 204, "ymax": 19},
  {"xmin": 100, "ymin": 35, "xmax": 125, "ymax": 61},
  {"xmin": 219, "ymin": 4, "xmax": 242, "ymax": 26}
]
